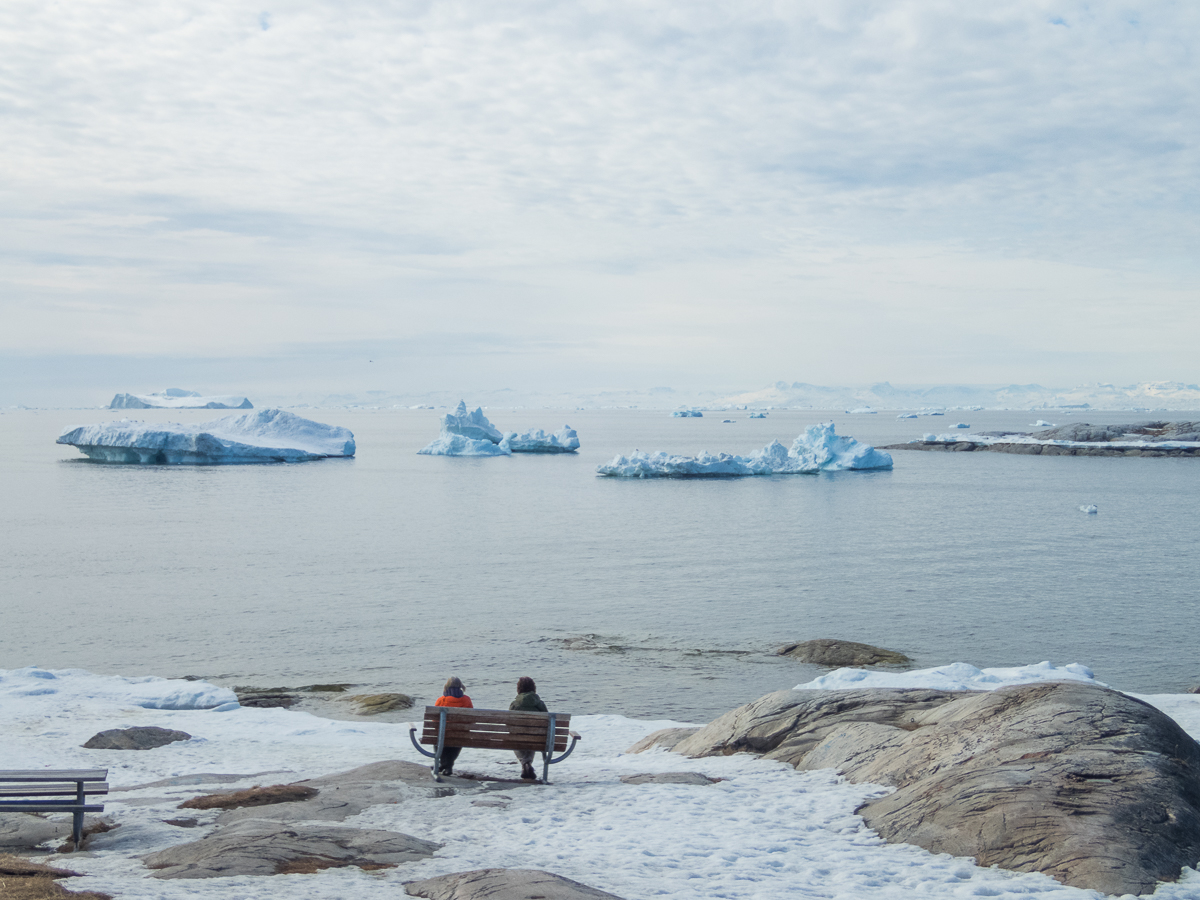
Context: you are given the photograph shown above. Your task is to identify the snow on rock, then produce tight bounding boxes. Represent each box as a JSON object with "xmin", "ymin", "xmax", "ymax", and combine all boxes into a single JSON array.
[
  {"xmin": 795, "ymin": 660, "xmax": 1099, "ymax": 692},
  {"xmin": 503, "ymin": 426, "xmax": 580, "ymax": 453},
  {"xmin": 56, "ymin": 409, "xmax": 356, "ymax": 464},
  {"xmin": 109, "ymin": 389, "xmax": 253, "ymax": 410},
  {"xmin": 0, "ymin": 666, "xmax": 238, "ymax": 710},
  {"xmin": 418, "ymin": 433, "xmax": 512, "ymax": 457},
  {"xmin": 597, "ymin": 423, "xmax": 892, "ymax": 478},
  {"xmin": 440, "ymin": 401, "xmax": 504, "ymax": 443}
]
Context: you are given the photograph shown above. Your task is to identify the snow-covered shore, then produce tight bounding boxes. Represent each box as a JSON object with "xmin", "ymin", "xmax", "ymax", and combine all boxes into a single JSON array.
[{"xmin": 4, "ymin": 666, "xmax": 1200, "ymax": 899}]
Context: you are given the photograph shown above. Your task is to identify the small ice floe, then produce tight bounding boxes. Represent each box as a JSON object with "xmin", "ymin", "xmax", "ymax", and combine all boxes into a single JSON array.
[
  {"xmin": 671, "ymin": 409, "xmax": 703, "ymax": 418},
  {"xmin": 597, "ymin": 422, "xmax": 892, "ymax": 478},
  {"xmin": 1079, "ymin": 504, "xmax": 1099, "ymax": 514},
  {"xmin": 1032, "ymin": 419, "xmax": 1056, "ymax": 427},
  {"xmin": 722, "ymin": 419, "xmax": 735, "ymax": 423},
  {"xmin": 748, "ymin": 412, "xmax": 767, "ymax": 419},
  {"xmin": 845, "ymin": 407, "xmax": 877, "ymax": 414},
  {"xmin": 953, "ymin": 423, "xmax": 971, "ymax": 428},
  {"xmin": 57, "ymin": 409, "xmax": 355, "ymax": 464},
  {"xmin": 897, "ymin": 413, "xmax": 918, "ymax": 419},
  {"xmin": 503, "ymin": 426, "xmax": 580, "ymax": 453}
]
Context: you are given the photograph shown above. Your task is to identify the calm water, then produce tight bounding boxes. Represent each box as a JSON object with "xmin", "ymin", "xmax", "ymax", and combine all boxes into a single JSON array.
[{"xmin": 2, "ymin": 407, "xmax": 1197, "ymax": 721}]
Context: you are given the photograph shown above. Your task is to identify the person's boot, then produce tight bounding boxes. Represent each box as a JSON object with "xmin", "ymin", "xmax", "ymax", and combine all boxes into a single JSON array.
[{"xmin": 521, "ymin": 762, "xmax": 537, "ymax": 780}]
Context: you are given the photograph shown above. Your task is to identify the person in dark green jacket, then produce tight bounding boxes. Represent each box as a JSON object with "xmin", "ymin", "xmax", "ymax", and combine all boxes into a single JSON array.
[{"xmin": 509, "ymin": 675, "xmax": 548, "ymax": 780}]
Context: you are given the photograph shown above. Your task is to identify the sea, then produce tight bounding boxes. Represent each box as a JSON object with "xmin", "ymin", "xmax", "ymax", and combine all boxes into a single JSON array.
[{"xmin": 2, "ymin": 406, "xmax": 1197, "ymax": 723}]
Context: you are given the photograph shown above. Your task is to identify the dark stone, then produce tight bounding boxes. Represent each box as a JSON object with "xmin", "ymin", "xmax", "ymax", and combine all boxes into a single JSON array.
[
  {"xmin": 82, "ymin": 726, "xmax": 191, "ymax": 750},
  {"xmin": 775, "ymin": 638, "xmax": 911, "ymax": 667}
]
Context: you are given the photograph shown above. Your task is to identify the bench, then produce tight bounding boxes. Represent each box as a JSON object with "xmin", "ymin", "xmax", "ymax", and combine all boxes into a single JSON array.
[
  {"xmin": 409, "ymin": 707, "xmax": 580, "ymax": 783},
  {"xmin": 0, "ymin": 769, "xmax": 108, "ymax": 849}
]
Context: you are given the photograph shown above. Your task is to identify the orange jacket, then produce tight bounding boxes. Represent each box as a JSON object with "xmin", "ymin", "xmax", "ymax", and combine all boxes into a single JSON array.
[{"xmin": 435, "ymin": 694, "xmax": 473, "ymax": 708}]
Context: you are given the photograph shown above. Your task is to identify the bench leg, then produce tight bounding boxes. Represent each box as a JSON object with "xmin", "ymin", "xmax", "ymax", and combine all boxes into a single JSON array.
[
  {"xmin": 541, "ymin": 752, "xmax": 551, "ymax": 784},
  {"xmin": 72, "ymin": 781, "xmax": 85, "ymax": 849}
]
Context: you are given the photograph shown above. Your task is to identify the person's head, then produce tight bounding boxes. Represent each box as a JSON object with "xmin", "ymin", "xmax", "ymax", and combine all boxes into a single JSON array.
[
  {"xmin": 443, "ymin": 676, "xmax": 465, "ymax": 698},
  {"xmin": 516, "ymin": 676, "xmax": 536, "ymax": 694}
]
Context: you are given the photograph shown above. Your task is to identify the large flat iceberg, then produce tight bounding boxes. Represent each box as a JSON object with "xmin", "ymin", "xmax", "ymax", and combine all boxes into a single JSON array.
[
  {"xmin": 57, "ymin": 409, "xmax": 356, "ymax": 464},
  {"xmin": 110, "ymin": 389, "xmax": 253, "ymax": 410},
  {"xmin": 418, "ymin": 402, "xmax": 581, "ymax": 456},
  {"xmin": 596, "ymin": 422, "xmax": 892, "ymax": 477}
]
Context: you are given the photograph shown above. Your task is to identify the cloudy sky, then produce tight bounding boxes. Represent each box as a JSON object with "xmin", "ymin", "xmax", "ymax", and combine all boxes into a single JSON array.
[{"xmin": 2, "ymin": 1, "xmax": 1197, "ymax": 403}]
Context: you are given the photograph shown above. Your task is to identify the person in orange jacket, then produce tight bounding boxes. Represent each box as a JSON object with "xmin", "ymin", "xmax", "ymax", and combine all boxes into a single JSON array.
[{"xmin": 433, "ymin": 675, "xmax": 473, "ymax": 776}]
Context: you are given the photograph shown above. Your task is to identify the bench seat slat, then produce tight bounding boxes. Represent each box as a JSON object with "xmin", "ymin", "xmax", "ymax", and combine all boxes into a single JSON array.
[
  {"xmin": 0, "ymin": 802, "xmax": 106, "ymax": 813},
  {"xmin": 422, "ymin": 708, "xmax": 570, "ymax": 725},
  {"xmin": 422, "ymin": 724, "xmax": 571, "ymax": 740},
  {"xmin": 423, "ymin": 736, "xmax": 569, "ymax": 751},
  {"xmin": 0, "ymin": 784, "xmax": 109, "ymax": 797},
  {"xmin": 0, "ymin": 770, "xmax": 108, "ymax": 782}
]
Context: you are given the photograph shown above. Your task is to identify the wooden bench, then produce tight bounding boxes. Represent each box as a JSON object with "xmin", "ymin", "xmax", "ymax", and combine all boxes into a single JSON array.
[
  {"xmin": 409, "ymin": 707, "xmax": 580, "ymax": 783},
  {"xmin": 0, "ymin": 769, "xmax": 108, "ymax": 849}
]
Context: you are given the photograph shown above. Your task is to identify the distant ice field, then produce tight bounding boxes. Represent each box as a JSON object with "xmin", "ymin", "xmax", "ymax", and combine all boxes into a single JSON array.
[{"xmin": 1, "ymin": 407, "xmax": 1198, "ymax": 721}]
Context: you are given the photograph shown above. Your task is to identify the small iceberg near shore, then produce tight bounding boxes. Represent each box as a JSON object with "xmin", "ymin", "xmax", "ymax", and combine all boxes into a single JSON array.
[
  {"xmin": 596, "ymin": 422, "xmax": 892, "ymax": 477},
  {"xmin": 418, "ymin": 402, "xmax": 580, "ymax": 456},
  {"xmin": 57, "ymin": 409, "xmax": 355, "ymax": 464},
  {"xmin": 109, "ymin": 388, "xmax": 253, "ymax": 410}
]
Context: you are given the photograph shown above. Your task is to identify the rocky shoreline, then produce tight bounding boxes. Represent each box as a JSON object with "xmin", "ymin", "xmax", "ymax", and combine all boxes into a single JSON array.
[{"xmin": 883, "ymin": 421, "xmax": 1200, "ymax": 457}]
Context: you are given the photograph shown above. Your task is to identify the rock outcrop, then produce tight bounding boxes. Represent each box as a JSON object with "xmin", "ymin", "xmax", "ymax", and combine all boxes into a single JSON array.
[
  {"xmin": 624, "ymin": 727, "xmax": 699, "ymax": 754},
  {"xmin": 775, "ymin": 638, "xmax": 911, "ymax": 667},
  {"xmin": 647, "ymin": 681, "xmax": 1200, "ymax": 896},
  {"xmin": 404, "ymin": 868, "xmax": 625, "ymax": 899},
  {"xmin": 82, "ymin": 726, "xmax": 191, "ymax": 750},
  {"xmin": 619, "ymin": 772, "xmax": 718, "ymax": 785},
  {"xmin": 142, "ymin": 818, "xmax": 439, "ymax": 878}
]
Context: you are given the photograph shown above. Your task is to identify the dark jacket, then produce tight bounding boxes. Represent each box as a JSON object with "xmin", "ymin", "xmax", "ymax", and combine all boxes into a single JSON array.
[{"xmin": 509, "ymin": 691, "xmax": 548, "ymax": 713}]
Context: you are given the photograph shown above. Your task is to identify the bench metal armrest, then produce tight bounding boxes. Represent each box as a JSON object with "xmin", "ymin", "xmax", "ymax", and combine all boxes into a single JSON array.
[
  {"xmin": 409, "ymin": 724, "xmax": 436, "ymax": 759},
  {"xmin": 548, "ymin": 730, "xmax": 581, "ymax": 765}
]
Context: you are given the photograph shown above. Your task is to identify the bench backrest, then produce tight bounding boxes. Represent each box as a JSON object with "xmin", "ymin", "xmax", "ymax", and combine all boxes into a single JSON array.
[
  {"xmin": 0, "ymin": 769, "xmax": 107, "ymax": 782},
  {"xmin": 420, "ymin": 707, "xmax": 572, "ymax": 753}
]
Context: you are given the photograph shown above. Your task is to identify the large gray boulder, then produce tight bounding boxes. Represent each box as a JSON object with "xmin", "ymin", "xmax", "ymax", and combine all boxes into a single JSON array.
[
  {"xmin": 404, "ymin": 868, "xmax": 625, "ymax": 899},
  {"xmin": 0, "ymin": 813, "xmax": 72, "ymax": 848},
  {"xmin": 142, "ymin": 818, "xmax": 439, "ymax": 878},
  {"xmin": 83, "ymin": 726, "xmax": 191, "ymax": 749},
  {"xmin": 775, "ymin": 638, "xmax": 910, "ymax": 667},
  {"xmin": 660, "ymin": 682, "xmax": 1200, "ymax": 896}
]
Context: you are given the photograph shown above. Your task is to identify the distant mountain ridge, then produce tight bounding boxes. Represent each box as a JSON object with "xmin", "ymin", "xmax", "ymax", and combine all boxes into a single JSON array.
[{"xmin": 715, "ymin": 381, "xmax": 1200, "ymax": 411}]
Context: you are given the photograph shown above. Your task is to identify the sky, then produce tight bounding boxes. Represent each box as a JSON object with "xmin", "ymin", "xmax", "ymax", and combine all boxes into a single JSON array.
[{"xmin": 2, "ymin": 1, "xmax": 1198, "ymax": 405}]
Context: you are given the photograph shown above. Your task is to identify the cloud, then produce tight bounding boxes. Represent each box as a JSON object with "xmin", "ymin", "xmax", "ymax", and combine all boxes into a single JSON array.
[{"xmin": 0, "ymin": 0, "xmax": 1197, "ymax": 393}]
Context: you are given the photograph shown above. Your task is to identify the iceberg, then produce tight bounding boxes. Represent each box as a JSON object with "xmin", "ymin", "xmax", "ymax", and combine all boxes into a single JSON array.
[
  {"xmin": 896, "ymin": 413, "xmax": 917, "ymax": 419},
  {"xmin": 748, "ymin": 412, "xmax": 768, "ymax": 419},
  {"xmin": 502, "ymin": 426, "xmax": 580, "ymax": 453},
  {"xmin": 845, "ymin": 407, "xmax": 877, "ymax": 414},
  {"xmin": 418, "ymin": 433, "xmax": 512, "ymax": 457},
  {"xmin": 953, "ymin": 422, "xmax": 971, "ymax": 428},
  {"xmin": 1080, "ymin": 504, "xmax": 1099, "ymax": 514},
  {"xmin": 418, "ymin": 403, "xmax": 582, "ymax": 456},
  {"xmin": 671, "ymin": 409, "xmax": 703, "ymax": 417},
  {"xmin": 596, "ymin": 422, "xmax": 892, "ymax": 477},
  {"xmin": 109, "ymin": 389, "xmax": 253, "ymax": 410},
  {"xmin": 439, "ymin": 401, "xmax": 504, "ymax": 443},
  {"xmin": 57, "ymin": 409, "xmax": 356, "ymax": 463}
]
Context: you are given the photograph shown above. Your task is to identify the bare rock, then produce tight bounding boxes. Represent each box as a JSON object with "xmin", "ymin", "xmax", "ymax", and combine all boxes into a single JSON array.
[
  {"xmin": 344, "ymin": 692, "xmax": 414, "ymax": 714},
  {"xmin": 82, "ymin": 726, "xmax": 191, "ymax": 750},
  {"xmin": 142, "ymin": 818, "xmax": 439, "ymax": 878},
  {"xmin": 214, "ymin": 760, "xmax": 450, "ymax": 825},
  {"xmin": 0, "ymin": 813, "xmax": 71, "ymax": 848},
  {"xmin": 775, "ymin": 638, "xmax": 911, "ymax": 667},
  {"xmin": 404, "ymin": 868, "xmax": 625, "ymax": 899},
  {"xmin": 235, "ymin": 688, "xmax": 300, "ymax": 709},
  {"xmin": 674, "ymin": 682, "xmax": 1200, "ymax": 896},
  {"xmin": 179, "ymin": 784, "xmax": 318, "ymax": 810},
  {"xmin": 619, "ymin": 773, "xmax": 717, "ymax": 785},
  {"xmin": 624, "ymin": 727, "xmax": 699, "ymax": 754}
]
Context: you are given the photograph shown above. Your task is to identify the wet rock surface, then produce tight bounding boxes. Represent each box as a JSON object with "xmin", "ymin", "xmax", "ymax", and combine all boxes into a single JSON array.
[
  {"xmin": 404, "ymin": 868, "xmax": 626, "ymax": 899},
  {"xmin": 665, "ymin": 681, "xmax": 1200, "ymax": 896},
  {"xmin": 776, "ymin": 638, "xmax": 911, "ymax": 667},
  {"xmin": 143, "ymin": 818, "xmax": 440, "ymax": 878},
  {"xmin": 82, "ymin": 726, "xmax": 191, "ymax": 750},
  {"xmin": 619, "ymin": 772, "xmax": 718, "ymax": 785}
]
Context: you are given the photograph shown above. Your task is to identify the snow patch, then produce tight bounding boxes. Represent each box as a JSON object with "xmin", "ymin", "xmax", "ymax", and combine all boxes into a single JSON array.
[{"xmin": 795, "ymin": 661, "xmax": 1099, "ymax": 692}]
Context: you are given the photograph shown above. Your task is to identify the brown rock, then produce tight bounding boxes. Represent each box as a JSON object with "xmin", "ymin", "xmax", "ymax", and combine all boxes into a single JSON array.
[
  {"xmin": 624, "ymin": 727, "xmax": 699, "ymax": 754},
  {"xmin": 82, "ymin": 726, "xmax": 191, "ymax": 750},
  {"xmin": 404, "ymin": 868, "xmax": 625, "ymax": 899},
  {"xmin": 775, "ymin": 638, "xmax": 911, "ymax": 667},
  {"xmin": 672, "ymin": 682, "xmax": 1200, "ymax": 896},
  {"xmin": 178, "ymin": 784, "xmax": 318, "ymax": 810},
  {"xmin": 345, "ymin": 693, "xmax": 414, "ymax": 714}
]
